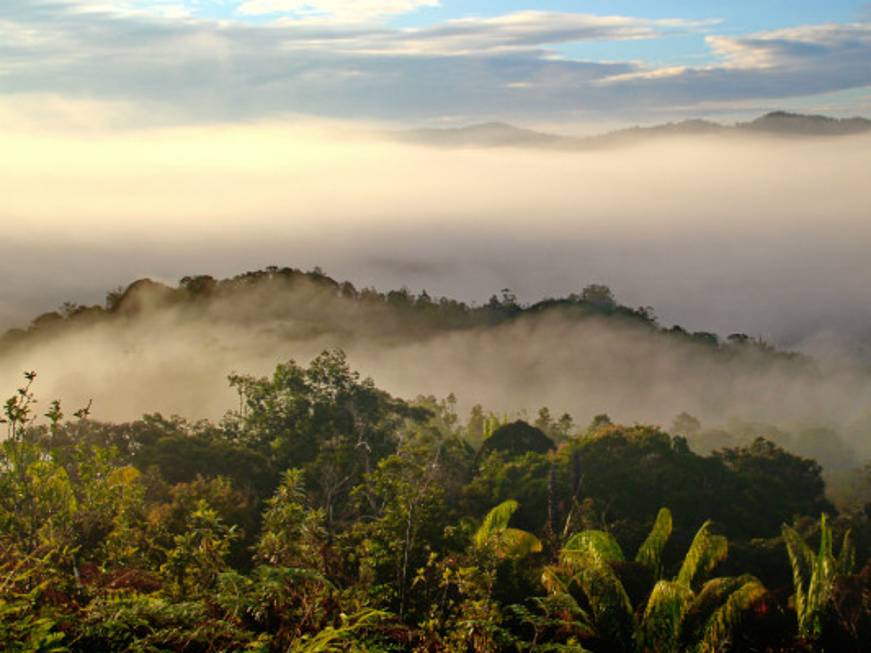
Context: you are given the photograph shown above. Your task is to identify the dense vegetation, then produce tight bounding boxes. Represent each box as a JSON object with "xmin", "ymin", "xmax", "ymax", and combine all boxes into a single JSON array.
[{"xmin": 2, "ymin": 346, "xmax": 870, "ymax": 651}]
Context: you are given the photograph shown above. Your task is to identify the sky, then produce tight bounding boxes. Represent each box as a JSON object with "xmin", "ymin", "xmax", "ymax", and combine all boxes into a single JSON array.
[
  {"xmin": 1, "ymin": 1, "xmax": 870, "ymax": 126},
  {"xmin": 2, "ymin": 1, "xmax": 871, "ymax": 352}
]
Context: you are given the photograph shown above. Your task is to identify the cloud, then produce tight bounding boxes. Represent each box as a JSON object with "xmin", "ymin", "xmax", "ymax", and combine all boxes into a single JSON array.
[
  {"xmin": 600, "ymin": 23, "xmax": 871, "ymax": 107},
  {"xmin": 0, "ymin": 1, "xmax": 868, "ymax": 123},
  {"xmin": 238, "ymin": 0, "xmax": 438, "ymax": 22}
]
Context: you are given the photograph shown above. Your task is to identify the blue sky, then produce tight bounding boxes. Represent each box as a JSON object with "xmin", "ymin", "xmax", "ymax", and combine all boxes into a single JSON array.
[{"xmin": 1, "ymin": 0, "xmax": 869, "ymax": 126}]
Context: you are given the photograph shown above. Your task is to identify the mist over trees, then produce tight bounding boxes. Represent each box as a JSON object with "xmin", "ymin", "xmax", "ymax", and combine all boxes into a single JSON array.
[
  {"xmin": 3, "ymin": 266, "xmax": 870, "ymax": 470},
  {"xmin": 1, "ymin": 345, "xmax": 870, "ymax": 650}
]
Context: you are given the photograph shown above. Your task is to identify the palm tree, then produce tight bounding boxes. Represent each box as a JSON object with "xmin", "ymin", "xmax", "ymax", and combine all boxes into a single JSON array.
[
  {"xmin": 782, "ymin": 513, "xmax": 854, "ymax": 641},
  {"xmin": 541, "ymin": 508, "xmax": 766, "ymax": 652}
]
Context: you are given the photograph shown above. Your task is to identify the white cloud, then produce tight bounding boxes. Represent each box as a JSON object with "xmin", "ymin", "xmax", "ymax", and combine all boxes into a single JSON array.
[
  {"xmin": 237, "ymin": 0, "xmax": 438, "ymax": 22},
  {"xmin": 597, "ymin": 22, "xmax": 871, "ymax": 108},
  {"xmin": 0, "ymin": 1, "xmax": 868, "ymax": 123}
]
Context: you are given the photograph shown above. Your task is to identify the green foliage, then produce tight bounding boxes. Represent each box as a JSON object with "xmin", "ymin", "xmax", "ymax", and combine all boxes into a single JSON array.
[
  {"xmin": 543, "ymin": 509, "xmax": 767, "ymax": 652},
  {"xmin": 478, "ymin": 420, "xmax": 554, "ymax": 459},
  {"xmin": 676, "ymin": 521, "xmax": 729, "ymax": 590},
  {"xmin": 783, "ymin": 513, "xmax": 855, "ymax": 640},
  {"xmin": 0, "ymin": 361, "xmax": 867, "ymax": 652},
  {"xmin": 635, "ymin": 507, "xmax": 673, "ymax": 579},
  {"xmin": 0, "ymin": 561, "xmax": 67, "ymax": 652},
  {"xmin": 474, "ymin": 500, "xmax": 543, "ymax": 560},
  {"xmin": 289, "ymin": 609, "xmax": 392, "ymax": 652},
  {"xmin": 256, "ymin": 469, "xmax": 326, "ymax": 569},
  {"xmin": 160, "ymin": 501, "xmax": 238, "ymax": 598}
]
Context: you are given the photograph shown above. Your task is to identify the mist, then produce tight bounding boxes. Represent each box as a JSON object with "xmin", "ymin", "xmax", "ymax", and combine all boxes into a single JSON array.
[
  {"xmin": 1, "ymin": 268, "xmax": 871, "ymax": 469},
  {"xmin": 3, "ymin": 109, "xmax": 870, "ymax": 345},
  {"xmin": 3, "ymin": 106, "xmax": 871, "ymax": 455}
]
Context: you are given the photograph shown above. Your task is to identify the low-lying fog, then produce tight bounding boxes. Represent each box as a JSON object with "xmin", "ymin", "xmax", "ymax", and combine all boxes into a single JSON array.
[{"xmin": 3, "ymin": 105, "xmax": 871, "ymax": 447}]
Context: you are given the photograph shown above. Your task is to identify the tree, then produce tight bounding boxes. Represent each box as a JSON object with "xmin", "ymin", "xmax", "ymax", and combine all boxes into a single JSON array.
[
  {"xmin": 580, "ymin": 284, "xmax": 616, "ymax": 311},
  {"xmin": 478, "ymin": 420, "xmax": 554, "ymax": 459},
  {"xmin": 226, "ymin": 349, "xmax": 427, "ymax": 474}
]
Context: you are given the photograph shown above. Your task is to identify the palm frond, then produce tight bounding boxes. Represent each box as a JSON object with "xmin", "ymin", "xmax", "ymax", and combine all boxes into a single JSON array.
[
  {"xmin": 541, "ymin": 565, "xmax": 569, "ymax": 595},
  {"xmin": 495, "ymin": 527, "xmax": 543, "ymax": 559},
  {"xmin": 676, "ymin": 521, "xmax": 727, "ymax": 590},
  {"xmin": 781, "ymin": 523, "xmax": 812, "ymax": 630},
  {"xmin": 562, "ymin": 530, "xmax": 625, "ymax": 565},
  {"xmin": 636, "ymin": 579, "xmax": 692, "ymax": 653},
  {"xmin": 474, "ymin": 499, "xmax": 519, "ymax": 549},
  {"xmin": 289, "ymin": 609, "xmax": 390, "ymax": 653},
  {"xmin": 837, "ymin": 528, "xmax": 855, "ymax": 576},
  {"xmin": 697, "ymin": 577, "xmax": 766, "ymax": 653},
  {"xmin": 635, "ymin": 507, "xmax": 673, "ymax": 579},
  {"xmin": 806, "ymin": 514, "xmax": 835, "ymax": 640},
  {"xmin": 558, "ymin": 539, "xmax": 634, "ymax": 645},
  {"xmin": 682, "ymin": 574, "xmax": 756, "ymax": 645}
]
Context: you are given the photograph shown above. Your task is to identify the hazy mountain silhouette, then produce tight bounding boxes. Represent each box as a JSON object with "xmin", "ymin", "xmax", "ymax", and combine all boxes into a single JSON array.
[{"xmin": 399, "ymin": 111, "xmax": 871, "ymax": 149}]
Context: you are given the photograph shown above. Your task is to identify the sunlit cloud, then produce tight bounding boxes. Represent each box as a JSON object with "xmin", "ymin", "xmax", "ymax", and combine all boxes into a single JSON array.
[{"xmin": 2, "ymin": 1, "xmax": 867, "ymax": 123}]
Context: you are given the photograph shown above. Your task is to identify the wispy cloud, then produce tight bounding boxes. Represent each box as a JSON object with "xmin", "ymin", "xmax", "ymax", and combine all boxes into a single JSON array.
[
  {"xmin": 0, "ymin": 1, "xmax": 868, "ymax": 123},
  {"xmin": 601, "ymin": 23, "xmax": 871, "ymax": 108},
  {"xmin": 238, "ymin": 0, "xmax": 439, "ymax": 22}
]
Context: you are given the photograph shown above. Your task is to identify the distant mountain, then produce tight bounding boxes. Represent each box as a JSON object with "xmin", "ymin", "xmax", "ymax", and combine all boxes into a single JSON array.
[
  {"xmin": 737, "ymin": 111, "xmax": 871, "ymax": 136},
  {"xmin": 397, "ymin": 111, "xmax": 871, "ymax": 150},
  {"xmin": 398, "ymin": 122, "xmax": 567, "ymax": 148}
]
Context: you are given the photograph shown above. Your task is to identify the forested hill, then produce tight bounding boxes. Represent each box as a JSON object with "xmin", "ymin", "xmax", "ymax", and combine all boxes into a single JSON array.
[
  {"xmin": 0, "ymin": 265, "xmax": 804, "ymax": 364},
  {"xmin": 2, "ymin": 265, "xmax": 869, "ymax": 472}
]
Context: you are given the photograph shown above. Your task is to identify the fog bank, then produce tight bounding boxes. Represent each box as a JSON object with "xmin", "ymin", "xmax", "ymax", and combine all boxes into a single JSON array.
[
  {"xmin": 2, "ymin": 111, "xmax": 871, "ymax": 451},
  {"xmin": 3, "ymin": 113, "xmax": 870, "ymax": 346}
]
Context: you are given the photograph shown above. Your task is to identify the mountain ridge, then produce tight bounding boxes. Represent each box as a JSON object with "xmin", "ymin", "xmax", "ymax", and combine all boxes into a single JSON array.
[{"xmin": 397, "ymin": 111, "xmax": 871, "ymax": 149}]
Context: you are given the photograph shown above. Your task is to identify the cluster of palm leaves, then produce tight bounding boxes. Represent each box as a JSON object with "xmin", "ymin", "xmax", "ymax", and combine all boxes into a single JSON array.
[
  {"xmin": 782, "ymin": 514, "xmax": 854, "ymax": 641},
  {"xmin": 541, "ymin": 508, "xmax": 766, "ymax": 652}
]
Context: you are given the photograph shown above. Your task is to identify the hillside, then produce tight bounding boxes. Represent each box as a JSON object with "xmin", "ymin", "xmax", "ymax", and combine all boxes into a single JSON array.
[{"xmin": 5, "ymin": 266, "xmax": 871, "ymax": 471}]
